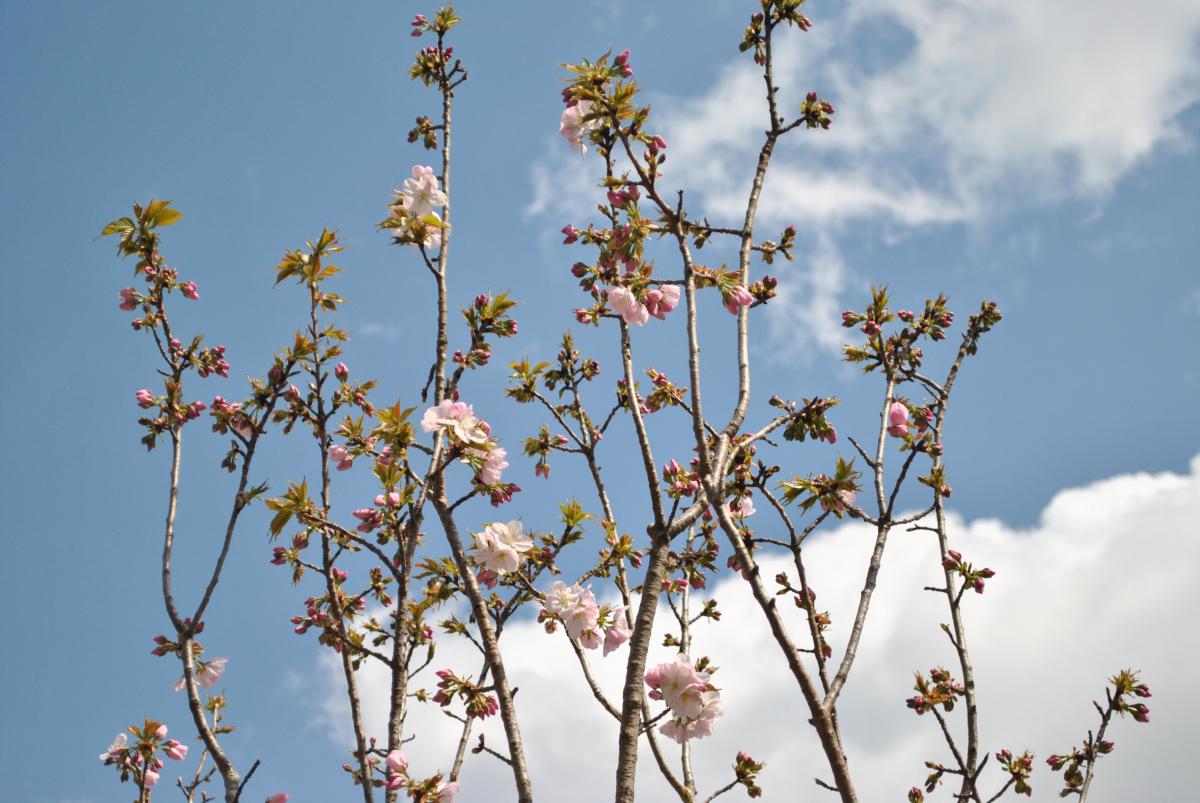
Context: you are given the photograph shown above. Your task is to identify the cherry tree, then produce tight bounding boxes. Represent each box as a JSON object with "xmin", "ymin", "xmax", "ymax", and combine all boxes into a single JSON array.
[{"xmin": 99, "ymin": 4, "xmax": 1150, "ymax": 802}]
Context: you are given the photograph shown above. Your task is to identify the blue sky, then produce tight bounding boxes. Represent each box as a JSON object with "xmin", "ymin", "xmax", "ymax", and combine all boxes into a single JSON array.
[{"xmin": 2, "ymin": 1, "xmax": 1199, "ymax": 801}]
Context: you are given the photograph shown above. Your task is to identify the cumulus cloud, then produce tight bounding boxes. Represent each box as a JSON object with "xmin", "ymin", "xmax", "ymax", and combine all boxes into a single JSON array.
[
  {"xmin": 528, "ymin": 0, "xmax": 1200, "ymax": 355},
  {"xmin": 311, "ymin": 456, "xmax": 1200, "ymax": 800}
]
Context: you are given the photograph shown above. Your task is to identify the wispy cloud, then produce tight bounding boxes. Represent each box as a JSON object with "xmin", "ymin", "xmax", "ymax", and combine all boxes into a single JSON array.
[
  {"xmin": 309, "ymin": 456, "xmax": 1200, "ymax": 801},
  {"xmin": 528, "ymin": 0, "xmax": 1200, "ymax": 356},
  {"xmin": 360, "ymin": 322, "xmax": 403, "ymax": 341}
]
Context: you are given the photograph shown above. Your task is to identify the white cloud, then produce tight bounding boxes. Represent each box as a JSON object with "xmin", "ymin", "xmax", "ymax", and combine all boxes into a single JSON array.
[
  {"xmin": 663, "ymin": 0, "xmax": 1200, "ymax": 219},
  {"xmin": 311, "ymin": 456, "xmax": 1200, "ymax": 800},
  {"xmin": 528, "ymin": 0, "xmax": 1200, "ymax": 356},
  {"xmin": 361, "ymin": 322, "xmax": 404, "ymax": 341}
]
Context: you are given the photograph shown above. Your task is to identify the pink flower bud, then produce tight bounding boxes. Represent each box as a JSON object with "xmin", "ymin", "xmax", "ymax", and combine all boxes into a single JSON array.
[
  {"xmin": 144, "ymin": 769, "xmax": 159, "ymax": 788},
  {"xmin": 335, "ymin": 362, "xmax": 349, "ymax": 381},
  {"xmin": 723, "ymin": 285, "xmax": 754, "ymax": 315},
  {"xmin": 136, "ymin": 389, "xmax": 156, "ymax": 408},
  {"xmin": 165, "ymin": 740, "xmax": 188, "ymax": 761},
  {"xmin": 181, "ymin": 281, "xmax": 200, "ymax": 301},
  {"xmin": 886, "ymin": 401, "xmax": 909, "ymax": 438},
  {"xmin": 266, "ymin": 794, "xmax": 290, "ymax": 803},
  {"xmin": 119, "ymin": 287, "xmax": 138, "ymax": 311},
  {"xmin": 154, "ymin": 724, "xmax": 168, "ymax": 740}
]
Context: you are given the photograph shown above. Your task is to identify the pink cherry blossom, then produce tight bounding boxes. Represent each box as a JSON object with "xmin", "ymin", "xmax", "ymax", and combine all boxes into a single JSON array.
[
  {"xmin": 727, "ymin": 495, "xmax": 756, "ymax": 519},
  {"xmin": 401, "ymin": 165, "xmax": 448, "ymax": 217},
  {"xmin": 645, "ymin": 654, "xmax": 723, "ymax": 742},
  {"xmin": 820, "ymin": 488, "xmax": 857, "ymax": 516},
  {"xmin": 561, "ymin": 587, "xmax": 600, "ymax": 641},
  {"xmin": 479, "ymin": 445, "xmax": 509, "ymax": 485},
  {"xmin": 603, "ymin": 607, "xmax": 632, "ymax": 656},
  {"xmin": 119, "ymin": 287, "xmax": 138, "ymax": 311},
  {"xmin": 181, "ymin": 281, "xmax": 200, "ymax": 301},
  {"xmin": 659, "ymin": 690, "xmax": 722, "ymax": 743},
  {"xmin": 99, "ymin": 732, "xmax": 128, "ymax": 761},
  {"xmin": 887, "ymin": 401, "xmax": 909, "ymax": 438},
  {"xmin": 144, "ymin": 769, "xmax": 160, "ymax": 788},
  {"xmin": 165, "ymin": 739, "xmax": 188, "ymax": 760},
  {"xmin": 265, "ymin": 795, "xmax": 289, "ymax": 803},
  {"xmin": 579, "ymin": 627, "xmax": 603, "ymax": 649},
  {"xmin": 231, "ymin": 414, "xmax": 254, "ymax": 439},
  {"xmin": 645, "ymin": 655, "xmax": 706, "ymax": 716},
  {"xmin": 470, "ymin": 520, "xmax": 533, "ymax": 575},
  {"xmin": 328, "ymin": 444, "xmax": 355, "ymax": 471},
  {"xmin": 542, "ymin": 581, "xmax": 603, "ymax": 644},
  {"xmin": 436, "ymin": 780, "xmax": 460, "ymax": 802},
  {"xmin": 420, "ymin": 399, "xmax": 472, "ymax": 433},
  {"xmin": 543, "ymin": 580, "xmax": 583, "ymax": 615},
  {"xmin": 644, "ymin": 285, "xmax": 680, "ymax": 320},
  {"xmin": 451, "ymin": 414, "xmax": 489, "ymax": 445},
  {"xmin": 723, "ymin": 285, "xmax": 754, "ymax": 315},
  {"xmin": 154, "ymin": 724, "xmax": 168, "ymax": 740},
  {"xmin": 559, "ymin": 101, "xmax": 600, "ymax": 155},
  {"xmin": 135, "ymin": 389, "xmax": 156, "ymax": 409},
  {"xmin": 386, "ymin": 749, "xmax": 409, "ymax": 773},
  {"xmin": 172, "ymin": 656, "xmax": 227, "ymax": 691},
  {"xmin": 607, "ymin": 286, "xmax": 649, "ymax": 326}
]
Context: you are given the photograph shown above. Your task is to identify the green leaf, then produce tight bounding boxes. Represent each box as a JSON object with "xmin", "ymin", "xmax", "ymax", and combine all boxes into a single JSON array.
[
  {"xmin": 153, "ymin": 206, "xmax": 182, "ymax": 227},
  {"xmin": 100, "ymin": 217, "xmax": 135, "ymax": 237}
]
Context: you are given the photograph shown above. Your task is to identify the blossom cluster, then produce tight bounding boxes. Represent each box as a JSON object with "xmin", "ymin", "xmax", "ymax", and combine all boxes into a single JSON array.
[
  {"xmin": 644, "ymin": 654, "xmax": 723, "ymax": 743},
  {"xmin": 540, "ymin": 581, "xmax": 631, "ymax": 655},
  {"xmin": 469, "ymin": 520, "xmax": 533, "ymax": 575},
  {"xmin": 378, "ymin": 749, "xmax": 459, "ymax": 801},
  {"xmin": 98, "ymin": 720, "xmax": 189, "ymax": 791},
  {"xmin": 382, "ymin": 165, "xmax": 449, "ymax": 249},
  {"xmin": 420, "ymin": 398, "xmax": 515, "ymax": 501}
]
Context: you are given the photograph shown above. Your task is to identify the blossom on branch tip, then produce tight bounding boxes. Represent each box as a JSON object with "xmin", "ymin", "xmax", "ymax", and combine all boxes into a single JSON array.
[
  {"xmin": 470, "ymin": 520, "xmax": 533, "ymax": 575},
  {"xmin": 401, "ymin": 165, "xmax": 448, "ymax": 217},
  {"xmin": 560, "ymin": 101, "xmax": 600, "ymax": 155},
  {"xmin": 644, "ymin": 654, "xmax": 723, "ymax": 742},
  {"xmin": 99, "ymin": 732, "xmax": 127, "ymax": 761},
  {"xmin": 119, "ymin": 287, "xmax": 138, "ymax": 311}
]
